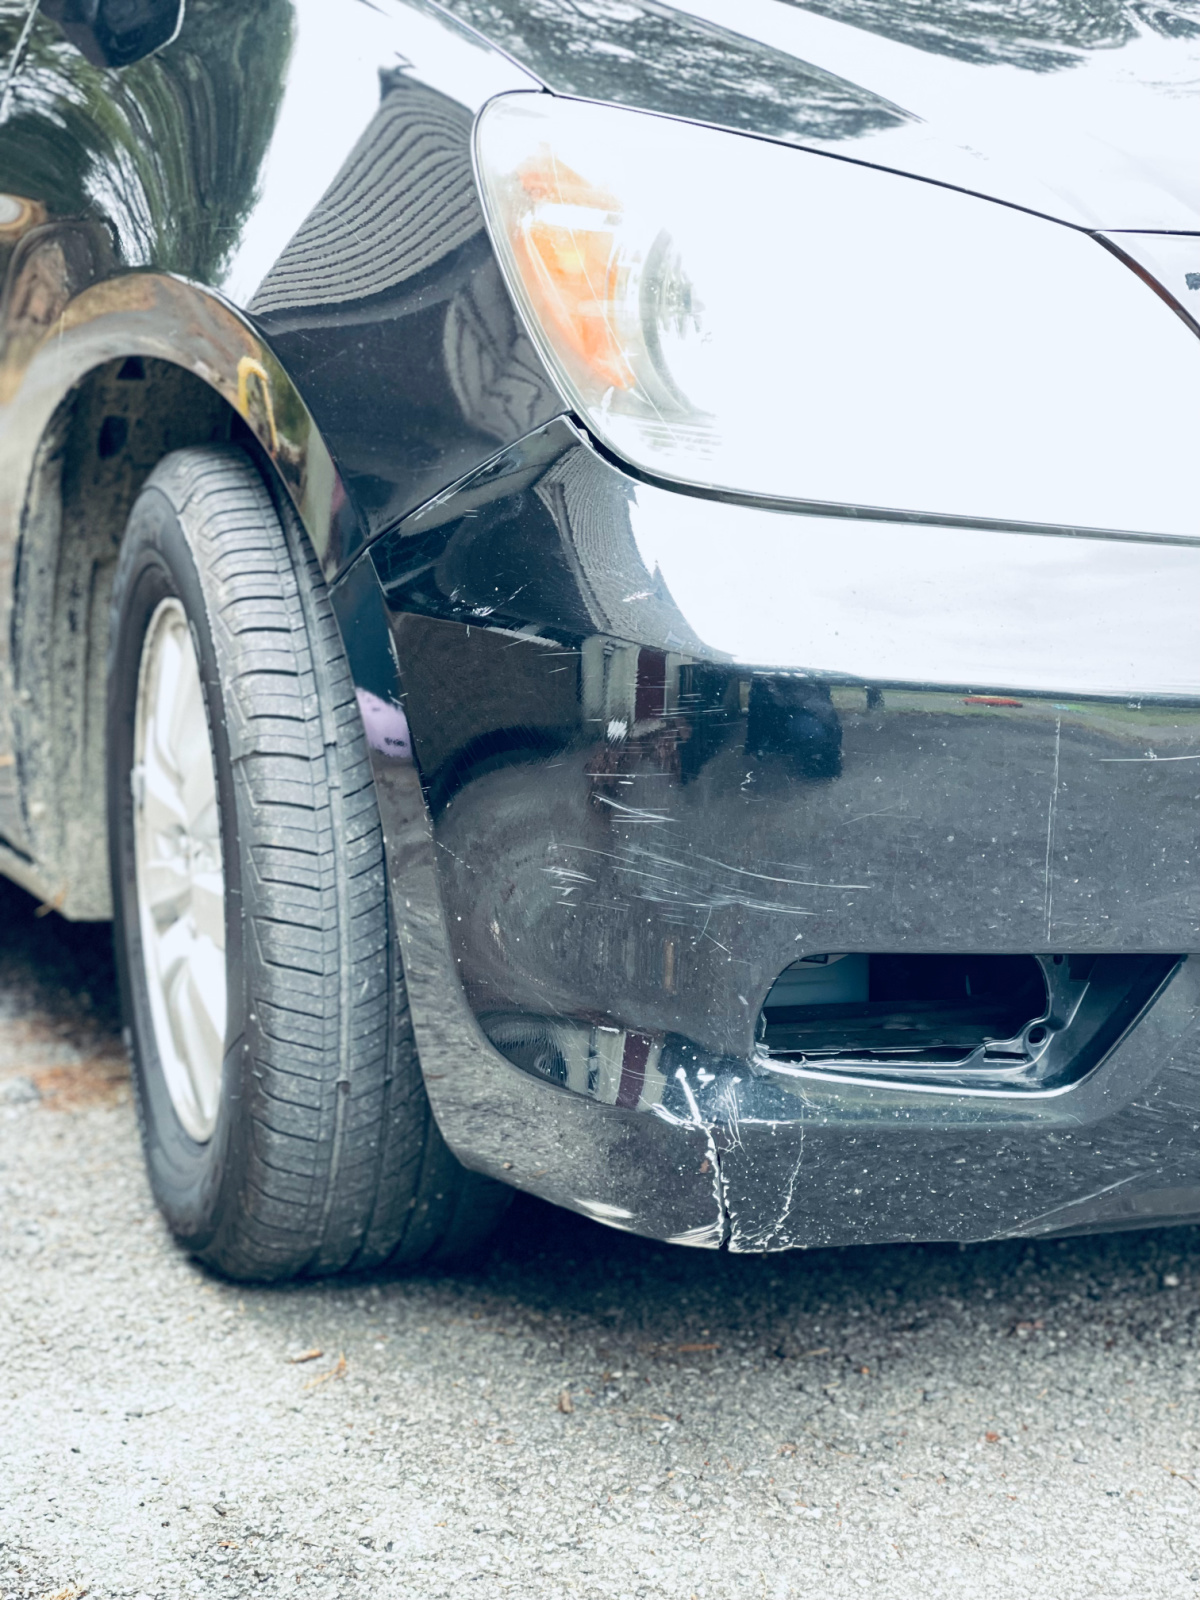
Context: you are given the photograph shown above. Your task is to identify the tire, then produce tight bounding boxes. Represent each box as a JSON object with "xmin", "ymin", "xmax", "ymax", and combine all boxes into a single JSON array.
[{"xmin": 106, "ymin": 444, "xmax": 509, "ymax": 1280}]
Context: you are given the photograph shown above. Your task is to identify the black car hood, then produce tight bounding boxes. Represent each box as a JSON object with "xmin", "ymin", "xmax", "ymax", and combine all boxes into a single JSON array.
[{"xmin": 442, "ymin": 0, "xmax": 1200, "ymax": 230}]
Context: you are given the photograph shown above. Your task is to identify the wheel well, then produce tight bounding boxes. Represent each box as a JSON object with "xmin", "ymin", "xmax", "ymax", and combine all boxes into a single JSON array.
[{"xmin": 14, "ymin": 356, "xmax": 237, "ymax": 918}]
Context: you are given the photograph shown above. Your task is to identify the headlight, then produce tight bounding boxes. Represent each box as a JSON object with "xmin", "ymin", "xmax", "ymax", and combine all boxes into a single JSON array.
[{"xmin": 475, "ymin": 94, "xmax": 1198, "ymax": 537}]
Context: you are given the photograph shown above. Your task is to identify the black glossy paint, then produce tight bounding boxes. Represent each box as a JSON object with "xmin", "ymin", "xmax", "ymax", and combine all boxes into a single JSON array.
[
  {"xmin": 440, "ymin": 0, "xmax": 1200, "ymax": 228},
  {"xmin": 247, "ymin": 70, "xmax": 564, "ymax": 556},
  {"xmin": 332, "ymin": 418, "xmax": 1199, "ymax": 1246},
  {"xmin": 0, "ymin": 0, "xmax": 1198, "ymax": 1252},
  {"xmin": 0, "ymin": 0, "xmax": 564, "ymax": 571}
]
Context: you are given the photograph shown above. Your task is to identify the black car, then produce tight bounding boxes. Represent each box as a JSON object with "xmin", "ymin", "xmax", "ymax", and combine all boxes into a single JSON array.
[{"xmin": 0, "ymin": 0, "xmax": 1197, "ymax": 1278}]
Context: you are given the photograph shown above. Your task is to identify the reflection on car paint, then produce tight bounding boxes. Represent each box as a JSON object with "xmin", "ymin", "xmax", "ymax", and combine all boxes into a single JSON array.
[
  {"xmin": 438, "ymin": 0, "xmax": 1200, "ymax": 229},
  {"xmin": 339, "ymin": 406, "xmax": 1200, "ymax": 1249}
]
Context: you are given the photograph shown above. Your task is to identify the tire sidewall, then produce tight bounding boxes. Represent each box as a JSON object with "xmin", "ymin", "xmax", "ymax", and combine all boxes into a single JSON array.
[{"xmin": 108, "ymin": 483, "xmax": 249, "ymax": 1251}]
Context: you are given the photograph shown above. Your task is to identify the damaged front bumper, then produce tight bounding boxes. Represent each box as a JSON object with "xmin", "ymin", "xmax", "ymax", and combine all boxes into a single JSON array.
[{"xmin": 335, "ymin": 419, "xmax": 1200, "ymax": 1251}]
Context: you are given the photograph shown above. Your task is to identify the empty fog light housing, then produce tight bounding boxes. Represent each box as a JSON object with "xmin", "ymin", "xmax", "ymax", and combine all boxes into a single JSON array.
[{"xmin": 757, "ymin": 953, "xmax": 1180, "ymax": 1093}]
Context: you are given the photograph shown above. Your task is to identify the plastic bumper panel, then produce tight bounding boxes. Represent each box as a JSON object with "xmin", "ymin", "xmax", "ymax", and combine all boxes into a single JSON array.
[{"xmin": 334, "ymin": 420, "xmax": 1200, "ymax": 1250}]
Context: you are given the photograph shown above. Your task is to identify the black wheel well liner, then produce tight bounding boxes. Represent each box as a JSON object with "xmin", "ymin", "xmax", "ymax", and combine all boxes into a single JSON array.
[{"xmin": 12, "ymin": 355, "xmax": 242, "ymax": 917}]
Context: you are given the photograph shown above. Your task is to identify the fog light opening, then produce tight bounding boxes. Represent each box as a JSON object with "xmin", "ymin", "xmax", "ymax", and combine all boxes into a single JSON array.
[{"xmin": 758, "ymin": 953, "xmax": 1049, "ymax": 1067}]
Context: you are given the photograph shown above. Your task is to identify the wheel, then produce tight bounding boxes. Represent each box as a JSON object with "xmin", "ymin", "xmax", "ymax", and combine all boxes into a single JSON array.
[{"xmin": 106, "ymin": 444, "xmax": 510, "ymax": 1280}]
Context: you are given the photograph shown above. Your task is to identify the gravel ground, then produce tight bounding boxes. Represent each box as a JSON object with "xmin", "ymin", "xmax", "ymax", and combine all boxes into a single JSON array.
[{"xmin": 2, "ymin": 879, "xmax": 1200, "ymax": 1600}]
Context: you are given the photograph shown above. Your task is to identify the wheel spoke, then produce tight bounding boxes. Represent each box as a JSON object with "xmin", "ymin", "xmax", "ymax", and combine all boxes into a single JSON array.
[
  {"xmin": 153, "ymin": 913, "xmax": 196, "ymax": 992},
  {"xmin": 180, "ymin": 743, "xmax": 218, "ymax": 841},
  {"xmin": 150, "ymin": 626, "xmax": 186, "ymax": 777},
  {"xmin": 169, "ymin": 654, "xmax": 210, "ymax": 789},
  {"xmin": 141, "ymin": 761, "xmax": 188, "ymax": 837},
  {"xmin": 185, "ymin": 936, "xmax": 227, "ymax": 1046},
  {"xmin": 164, "ymin": 946, "xmax": 225, "ymax": 1130},
  {"xmin": 189, "ymin": 872, "xmax": 226, "ymax": 952},
  {"xmin": 140, "ymin": 856, "xmax": 190, "ymax": 928}
]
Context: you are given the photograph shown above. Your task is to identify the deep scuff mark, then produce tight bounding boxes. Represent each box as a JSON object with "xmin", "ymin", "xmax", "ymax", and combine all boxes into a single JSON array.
[
  {"xmin": 657, "ymin": 1067, "xmax": 822, "ymax": 1252},
  {"xmin": 747, "ymin": 1125, "xmax": 806, "ymax": 1255},
  {"xmin": 656, "ymin": 1067, "xmax": 730, "ymax": 1248},
  {"xmin": 996, "ymin": 1170, "xmax": 1145, "ymax": 1240},
  {"xmin": 725, "ymin": 1061, "xmax": 816, "ymax": 1254}
]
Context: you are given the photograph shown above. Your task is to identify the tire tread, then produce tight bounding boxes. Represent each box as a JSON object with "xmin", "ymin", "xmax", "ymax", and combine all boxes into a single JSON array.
[{"xmin": 115, "ymin": 446, "xmax": 507, "ymax": 1280}]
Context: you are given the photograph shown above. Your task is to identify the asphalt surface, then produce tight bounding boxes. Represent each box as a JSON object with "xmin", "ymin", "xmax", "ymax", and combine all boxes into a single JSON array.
[{"xmin": 2, "ymin": 878, "xmax": 1200, "ymax": 1600}]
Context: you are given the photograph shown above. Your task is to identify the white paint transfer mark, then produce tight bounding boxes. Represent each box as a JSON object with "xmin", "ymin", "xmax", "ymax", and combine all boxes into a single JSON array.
[
  {"xmin": 1098, "ymin": 752, "xmax": 1200, "ymax": 762},
  {"xmin": 668, "ymin": 1222, "xmax": 723, "ymax": 1249},
  {"xmin": 689, "ymin": 851, "xmax": 869, "ymax": 892},
  {"xmin": 592, "ymin": 796, "xmax": 675, "ymax": 823},
  {"xmin": 674, "ymin": 1067, "xmax": 727, "ymax": 1241},
  {"xmin": 1002, "ymin": 1170, "xmax": 1144, "ymax": 1239},
  {"xmin": 573, "ymin": 1199, "xmax": 635, "ymax": 1221}
]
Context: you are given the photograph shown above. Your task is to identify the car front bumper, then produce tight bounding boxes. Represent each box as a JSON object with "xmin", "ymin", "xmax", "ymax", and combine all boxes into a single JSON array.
[{"xmin": 336, "ymin": 419, "xmax": 1200, "ymax": 1250}]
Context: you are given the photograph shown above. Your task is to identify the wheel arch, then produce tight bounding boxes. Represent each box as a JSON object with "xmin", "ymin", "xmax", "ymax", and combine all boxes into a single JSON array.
[{"xmin": 1, "ymin": 271, "xmax": 346, "ymax": 918}]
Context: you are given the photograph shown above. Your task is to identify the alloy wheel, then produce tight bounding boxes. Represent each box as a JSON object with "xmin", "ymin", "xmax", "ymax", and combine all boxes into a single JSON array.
[{"xmin": 131, "ymin": 597, "xmax": 227, "ymax": 1141}]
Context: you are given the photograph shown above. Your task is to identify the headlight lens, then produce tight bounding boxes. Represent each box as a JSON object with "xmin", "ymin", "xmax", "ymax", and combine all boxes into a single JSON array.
[{"xmin": 475, "ymin": 94, "xmax": 1198, "ymax": 537}]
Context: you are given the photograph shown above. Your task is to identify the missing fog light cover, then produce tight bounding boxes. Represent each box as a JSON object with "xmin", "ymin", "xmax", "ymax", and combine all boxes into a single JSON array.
[
  {"xmin": 761, "ymin": 954, "xmax": 1045, "ymax": 1057},
  {"xmin": 475, "ymin": 94, "xmax": 1198, "ymax": 535},
  {"xmin": 757, "ymin": 953, "xmax": 1181, "ymax": 1092}
]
